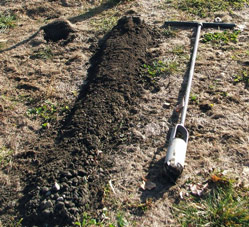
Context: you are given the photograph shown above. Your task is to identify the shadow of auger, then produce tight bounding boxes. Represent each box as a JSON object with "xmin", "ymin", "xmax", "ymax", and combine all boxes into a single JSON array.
[
  {"xmin": 68, "ymin": 0, "xmax": 122, "ymax": 24},
  {"xmin": 129, "ymin": 147, "xmax": 175, "ymax": 216},
  {"xmin": 0, "ymin": 29, "xmax": 41, "ymax": 53}
]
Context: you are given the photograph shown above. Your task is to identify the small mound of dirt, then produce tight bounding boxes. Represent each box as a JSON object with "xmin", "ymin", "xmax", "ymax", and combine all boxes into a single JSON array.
[
  {"xmin": 13, "ymin": 16, "xmax": 159, "ymax": 226},
  {"xmin": 42, "ymin": 19, "xmax": 76, "ymax": 42}
]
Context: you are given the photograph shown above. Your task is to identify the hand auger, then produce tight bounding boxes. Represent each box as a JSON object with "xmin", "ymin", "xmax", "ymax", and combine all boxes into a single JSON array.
[{"xmin": 163, "ymin": 21, "xmax": 236, "ymax": 180}]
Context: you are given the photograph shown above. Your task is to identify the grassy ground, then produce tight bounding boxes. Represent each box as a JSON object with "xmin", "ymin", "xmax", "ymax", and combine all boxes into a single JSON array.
[{"xmin": 0, "ymin": 0, "xmax": 249, "ymax": 226}]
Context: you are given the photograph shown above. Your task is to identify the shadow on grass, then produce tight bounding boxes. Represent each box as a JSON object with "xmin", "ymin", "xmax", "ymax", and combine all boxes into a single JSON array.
[
  {"xmin": 0, "ymin": 30, "xmax": 41, "ymax": 53},
  {"xmin": 68, "ymin": 0, "xmax": 122, "ymax": 23},
  {"xmin": 0, "ymin": 0, "xmax": 122, "ymax": 53},
  {"xmin": 140, "ymin": 155, "xmax": 174, "ymax": 201}
]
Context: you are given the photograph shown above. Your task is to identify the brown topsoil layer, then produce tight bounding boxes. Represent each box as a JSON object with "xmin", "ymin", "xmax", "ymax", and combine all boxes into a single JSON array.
[{"xmin": 0, "ymin": 17, "xmax": 162, "ymax": 226}]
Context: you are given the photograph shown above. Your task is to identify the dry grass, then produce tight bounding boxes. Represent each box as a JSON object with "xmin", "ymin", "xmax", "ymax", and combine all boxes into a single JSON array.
[{"xmin": 0, "ymin": 0, "xmax": 249, "ymax": 226}]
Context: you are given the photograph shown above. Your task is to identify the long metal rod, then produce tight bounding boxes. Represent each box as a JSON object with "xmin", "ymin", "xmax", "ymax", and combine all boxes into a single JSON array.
[{"xmin": 180, "ymin": 23, "xmax": 202, "ymax": 125}]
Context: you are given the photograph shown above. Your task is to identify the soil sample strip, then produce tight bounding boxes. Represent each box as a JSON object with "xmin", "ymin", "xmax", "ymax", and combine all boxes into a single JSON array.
[{"xmin": 18, "ymin": 16, "xmax": 157, "ymax": 226}]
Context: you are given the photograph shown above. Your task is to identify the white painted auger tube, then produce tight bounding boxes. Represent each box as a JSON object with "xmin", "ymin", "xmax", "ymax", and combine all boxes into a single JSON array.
[
  {"xmin": 164, "ymin": 124, "xmax": 188, "ymax": 179},
  {"xmin": 165, "ymin": 138, "xmax": 187, "ymax": 170}
]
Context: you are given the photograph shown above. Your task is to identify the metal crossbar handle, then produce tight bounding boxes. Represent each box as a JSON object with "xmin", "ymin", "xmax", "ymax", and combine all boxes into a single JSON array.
[
  {"xmin": 164, "ymin": 21, "xmax": 236, "ymax": 29},
  {"xmin": 163, "ymin": 21, "xmax": 236, "ymax": 180}
]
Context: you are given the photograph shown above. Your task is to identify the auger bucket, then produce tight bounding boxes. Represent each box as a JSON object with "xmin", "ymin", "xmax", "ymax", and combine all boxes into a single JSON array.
[{"xmin": 164, "ymin": 124, "xmax": 189, "ymax": 178}]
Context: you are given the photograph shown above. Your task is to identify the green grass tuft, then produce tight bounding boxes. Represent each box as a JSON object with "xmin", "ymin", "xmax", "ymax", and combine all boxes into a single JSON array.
[
  {"xmin": 90, "ymin": 14, "xmax": 119, "ymax": 32},
  {"xmin": 190, "ymin": 93, "xmax": 199, "ymax": 103},
  {"xmin": 75, "ymin": 212, "xmax": 100, "ymax": 227},
  {"xmin": 0, "ymin": 146, "xmax": 14, "ymax": 168},
  {"xmin": 26, "ymin": 100, "xmax": 69, "ymax": 128},
  {"xmin": 31, "ymin": 47, "xmax": 54, "ymax": 60},
  {"xmin": 174, "ymin": 174, "xmax": 249, "ymax": 226},
  {"xmin": 174, "ymin": 0, "xmax": 249, "ymax": 17},
  {"xmin": 142, "ymin": 60, "xmax": 179, "ymax": 78},
  {"xmin": 75, "ymin": 211, "xmax": 129, "ymax": 227},
  {"xmin": 0, "ymin": 42, "xmax": 6, "ymax": 50},
  {"xmin": 162, "ymin": 27, "xmax": 178, "ymax": 38},
  {"xmin": 233, "ymin": 69, "xmax": 249, "ymax": 89},
  {"xmin": 202, "ymin": 30, "xmax": 241, "ymax": 45},
  {"xmin": 0, "ymin": 13, "xmax": 17, "ymax": 30}
]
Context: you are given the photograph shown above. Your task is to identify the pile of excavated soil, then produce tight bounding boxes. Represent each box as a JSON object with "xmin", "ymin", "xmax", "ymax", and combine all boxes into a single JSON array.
[{"xmin": 0, "ymin": 17, "xmax": 161, "ymax": 226}]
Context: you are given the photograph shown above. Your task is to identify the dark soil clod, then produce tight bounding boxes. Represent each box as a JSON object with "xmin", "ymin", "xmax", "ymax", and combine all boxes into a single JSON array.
[{"xmin": 42, "ymin": 19, "xmax": 76, "ymax": 42}]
